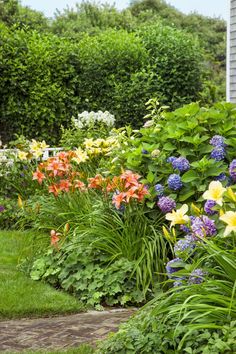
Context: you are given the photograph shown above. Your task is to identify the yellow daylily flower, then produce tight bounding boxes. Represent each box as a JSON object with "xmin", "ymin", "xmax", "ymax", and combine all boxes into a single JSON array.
[
  {"xmin": 202, "ymin": 181, "xmax": 226, "ymax": 206},
  {"xmin": 165, "ymin": 204, "xmax": 189, "ymax": 227},
  {"xmin": 73, "ymin": 148, "xmax": 88, "ymax": 164},
  {"xmin": 40, "ymin": 140, "xmax": 49, "ymax": 150},
  {"xmin": 84, "ymin": 138, "xmax": 95, "ymax": 149},
  {"xmin": 220, "ymin": 211, "xmax": 236, "ymax": 236},
  {"xmin": 18, "ymin": 150, "xmax": 28, "ymax": 160}
]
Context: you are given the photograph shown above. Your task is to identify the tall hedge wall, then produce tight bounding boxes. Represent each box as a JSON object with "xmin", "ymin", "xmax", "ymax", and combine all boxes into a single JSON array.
[{"xmin": 0, "ymin": 23, "xmax": 203, "ymax": 143}]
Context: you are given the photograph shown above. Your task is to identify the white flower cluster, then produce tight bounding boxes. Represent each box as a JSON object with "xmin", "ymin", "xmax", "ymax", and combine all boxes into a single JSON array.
[{"xmin": 73, "ymin": 111, "xmax": 115, "ymax": 129}]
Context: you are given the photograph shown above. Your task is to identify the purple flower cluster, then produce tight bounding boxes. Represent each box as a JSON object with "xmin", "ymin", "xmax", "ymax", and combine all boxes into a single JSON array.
[
  {"xmin": 210, "ymin": 135, "xmax": 226, "ymax": 147},
  {"xmin": 166, "ymin": 258, "xmax": 183, "ymax": 278},
  {"xmin": 210, "ymin": 146, "xmax": 226, "ymax": 161},
  {"xmin": 204, "ymin": 200, "xmax": 217, "ymax": 215},
  {"xmin": 191, "ymin": 215, "xmax": 217, "ymax": 238},
  {"xmin": 0, "ymin": 205, "xmax": 5, "ymax": 212},
  {"xmin": 174, "ymin": 239, "xmax": 196, "ymax": 255},
  {"xmin": 154, "ymin": 184, "xmax": 164, "ymax": 197},
  {"xmin": 172, "ymin": 157, "xmax": 190, "ymax": 172},
  {"xmin": 229, "ymin": 159, "xmax": 236, "ymax": 181},
  {"xmin": 167, "ymin": 174, "xmax": 183, "ymax": 191},
  {"xmin": 180, "ymin": 224, "xmax": 190, "ymax": 233},
  {"xmin": 189, "ymin": 268, "xmax": 205, "ymax": 284},
  {"xmin": 157, "ymin": 196, "xmax": 176, "ymax": 213}
]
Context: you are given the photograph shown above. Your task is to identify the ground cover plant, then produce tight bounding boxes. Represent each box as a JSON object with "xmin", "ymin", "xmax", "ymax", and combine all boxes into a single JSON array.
[{"xmin": 0, "ymin": 230, "xmax": 84, "ymax": 319}]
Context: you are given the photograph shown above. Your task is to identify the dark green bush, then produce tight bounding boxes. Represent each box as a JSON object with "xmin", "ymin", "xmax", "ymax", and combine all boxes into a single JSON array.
[
  {"xmin": 0, "ymin": 24, "xmax": 80, "ymax": 143},
  {"xmin": 0, "ymin": 22, "xmax": 203, "ymax": 142},
  {"xmin": 77, "ymin": 26, "xmax": 203, "ymax": 127}
]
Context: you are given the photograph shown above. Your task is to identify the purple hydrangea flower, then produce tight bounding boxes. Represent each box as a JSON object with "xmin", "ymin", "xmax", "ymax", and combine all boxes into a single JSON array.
[
  {"xmin": 168, "ymin": 174, "xmax": 183, "ymax": 191},
  {"xmin": 210, "ymin": 135, "xmax": 226, "ymax": 147},
  {"xmin": 191, "ymin": 216, "xmax": 217, "ymax": 239},
  {"xmin": 174, "ymin": 239, "xmax": 196, "ymax": 255},
  {"xmin": 229, "ymin": 160, "xmax": 236, "ymax": 181},
  {"xmin": 0, "ymin": 205, "xmax": 5, "ymax": 212},
  {"xmin": 189, "ymin": 268, "xmax": 205, "ymax": 284},
  {"xmin": 166, "ymin": 258, "xmax": 183, "ymax": 278},
  {"xmin": 204, "ymin": 200, "xmax": 217, "ymax": 215},
  {"xmin": 172, "ymin": 157, "xmax": 190, "ymax": 172},
  {"xmin": 210, "ymin": 147, "xmax": 226, "ymax": 161},
  {"xmin": 154, "ymin": 184, "xmax": 164, "ymax": 197},
  {"xmin": 157, "ymin": 196, "xmax": 176, "ymax": 213},
  {"xmin": 214, "ymin": 173, "xmax": 227, "ymax": 182},
  {"xmin": 180, "ymin": 224, "xmax": 190, "ymax": 233},
  {"xmin": 167, "ymin": 156, "xmax": 176, "ymax": 163},
  {"xmin": 185, "ymin": 234, "xmax": 197, "ymax": 243}
]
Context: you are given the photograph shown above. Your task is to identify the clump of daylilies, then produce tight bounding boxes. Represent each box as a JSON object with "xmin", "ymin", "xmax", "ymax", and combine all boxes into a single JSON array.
[
  {"xmin": 33, "ymin": 151, "xmax": 149, "ymax": 208},
  {"xmin": 33, "ymin": 151, "xmax": 86, "ymax": 196},
  {"xmin": 88, "ymin": 170, "xmax": 149, "ymax": 209},
  {"xmin": 163, "ymin": 180, "xmax": 236, "ymax": 286},
  {"xmin": 17, "ymin": 139, "xmax": 49, "ymax": 160}
]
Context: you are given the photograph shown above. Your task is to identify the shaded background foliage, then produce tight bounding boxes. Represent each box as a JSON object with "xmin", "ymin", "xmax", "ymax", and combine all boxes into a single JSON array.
[{"xmin": 0, "ymin": 0, "xmax": 226, "ymax": 143}]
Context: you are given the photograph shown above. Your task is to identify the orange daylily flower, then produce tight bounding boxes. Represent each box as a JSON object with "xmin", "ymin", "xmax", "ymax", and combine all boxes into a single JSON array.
[
  {"xmin": 112, "ymin": 192, "xmax": 126, "ymax": 209},
  {"xmin": 50, "ymin": 230, "xmax": 60, "ymax": 249},
  {"xmin": 48, "ymin": 184, "xmax": 59, "ymax": 196},
  {"xmin": 32, "ymin": 169, "xmax": 46, "ymax": 184}
]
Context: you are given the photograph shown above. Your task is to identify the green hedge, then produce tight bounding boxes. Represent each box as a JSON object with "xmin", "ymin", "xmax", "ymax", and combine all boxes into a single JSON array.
[
  {"xmin": 0, "ymin": 23, "xmax": 203, "ymax": 143},
  {"xmin": 0, "ymin": 24, "xmax": 80, "ymax": 143}
]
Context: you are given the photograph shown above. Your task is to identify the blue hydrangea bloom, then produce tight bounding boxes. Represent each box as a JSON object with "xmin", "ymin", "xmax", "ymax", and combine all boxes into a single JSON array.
[
  {"xmin": 157, "ymin": 196, "xmax": 176, "ymax": 213},
  {"xmin": 189, "ymin": 268, "xmax": 205, "ymax": 284},
  {"xmin": 174, "ymin": 239, "xmax": 196, "ymax": 255},
  {"xmin": 167, "ymin": 174, "xmax": 183, "ymax": 191},
  {"xmin": 141, "ymin": 149, "xmax": 149, "ymax": 155},
  {"xmin": 154, "ymin": 184, "xmax": 164, "ymax": 197},
  {"xmin": 172, "ymin": 157, "xmax": 190, "ymax": 172},
  {"xmin": 180, "ymin": 224, "xmax": 190, "ymax": 233},
  {"xmin": 214, "ymin": 173, "xmax": 227, "ymax": 181},
  {"xmin": 166, "ymin": 156, "xmax": 176, "ymax": 163},
  {"xmin": 210, "ymin": 147, "xmax": 226, "ymax": 161},
  {"xmin": 210, "ymin": 135, "xmax": 226, "ymax": 147},
  {"xmin": 166, "ymin": 258, "xmax": 183, "ymax": 278},
  {"xmin": 204, "ymin": 200, "xmax": 217, "ymax": 215},
  {"xmin": 229, "ymin": 159, "xmax": 236, "ymax": 181}
]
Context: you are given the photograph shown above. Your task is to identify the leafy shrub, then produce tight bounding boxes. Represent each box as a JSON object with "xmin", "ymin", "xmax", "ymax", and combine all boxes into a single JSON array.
[
  {"xmin": 138, "ymin": 24, "xmax": 203, "ymax": 108},
  {"xmin": 0, "ymin": 25, "xmax": 80, "ymax": 144},
  {"xmin": 109, "ymin": 102, "xmax": 236, "ymax": 205}
]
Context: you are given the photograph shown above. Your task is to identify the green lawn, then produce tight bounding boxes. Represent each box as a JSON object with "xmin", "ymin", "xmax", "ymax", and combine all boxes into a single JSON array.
[
  {"xmin": 11, "ymin": 345, "xmax": 94, "ymax": 354},
  {"xmin": 0, "ymin": 230, "xmax": 84, "ymax": 319}
]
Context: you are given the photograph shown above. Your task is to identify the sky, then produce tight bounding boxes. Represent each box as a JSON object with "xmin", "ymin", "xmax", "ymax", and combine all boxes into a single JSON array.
[{"xmin": 20, "ymin": 0, "xmax": 228, "ymax": 21}]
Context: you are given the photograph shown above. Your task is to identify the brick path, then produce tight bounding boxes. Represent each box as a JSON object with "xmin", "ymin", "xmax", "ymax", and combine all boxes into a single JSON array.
[{"xmin": 0, "ymin": 309, "xmax": 134, "ymax": 352}]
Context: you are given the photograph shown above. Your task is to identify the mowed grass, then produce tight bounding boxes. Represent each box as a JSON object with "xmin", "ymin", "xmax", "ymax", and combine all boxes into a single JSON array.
[
  {"xmin": 11, "ymin": 344, "xmax": 94, "ymax": 354},
  {"xmin": 0, "ymin": 230, "xmax": 84, "ymax": 319}
]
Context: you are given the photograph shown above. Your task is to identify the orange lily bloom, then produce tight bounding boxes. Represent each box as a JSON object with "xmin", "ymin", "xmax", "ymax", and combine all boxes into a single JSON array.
[
  {"xmin": 32, "ymin": 169, "xmax": 46, "ymax": 184},
  {"xmin": 112, "ymin": 192, "xmax": 126, "ymax": 209}
]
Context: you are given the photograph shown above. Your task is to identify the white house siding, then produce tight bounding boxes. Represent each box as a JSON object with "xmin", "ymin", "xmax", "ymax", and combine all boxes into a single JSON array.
[{"xmin": 228, "ymin": 0, "xmax": 236, "ymax": 101}]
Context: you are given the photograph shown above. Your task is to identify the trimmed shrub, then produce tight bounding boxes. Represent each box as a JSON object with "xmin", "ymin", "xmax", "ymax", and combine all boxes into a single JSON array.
[{"xmin": 0, "ymin": 24, "xmax": 80, "ymax": 144}]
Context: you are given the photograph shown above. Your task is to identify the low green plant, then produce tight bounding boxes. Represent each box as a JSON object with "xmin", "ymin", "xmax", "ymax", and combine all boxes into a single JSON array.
[{"xmin": 30, "ymin": 244, "xmax": 145, "ymax": 308}]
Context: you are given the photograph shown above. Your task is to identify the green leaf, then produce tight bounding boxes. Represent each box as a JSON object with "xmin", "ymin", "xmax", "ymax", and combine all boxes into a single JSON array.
[{"xmin": 181, "ymin": 170, "xmax": 199, "ymax": 183}]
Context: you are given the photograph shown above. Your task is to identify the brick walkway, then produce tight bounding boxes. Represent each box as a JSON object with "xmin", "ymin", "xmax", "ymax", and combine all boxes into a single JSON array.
[{"xmin": 0, "ymin": 309, "xmax": 134, "ymax": 352}]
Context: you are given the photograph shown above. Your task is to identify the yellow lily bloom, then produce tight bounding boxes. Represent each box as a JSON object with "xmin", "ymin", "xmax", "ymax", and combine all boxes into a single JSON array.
[
  {"xmin": 202, "ymin": 181, "xmax": 226, "ymax": 206},
  {"xmin": 220, "ymin": 211, "xmax": 236, "ymax": 236},
  {"xmin": 18, "ymin": 150, "xmax": 28, "ymax": 160},
  {"xmin": 165, "ymin": 204, "xmax": 189, "ymax": 227}
]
